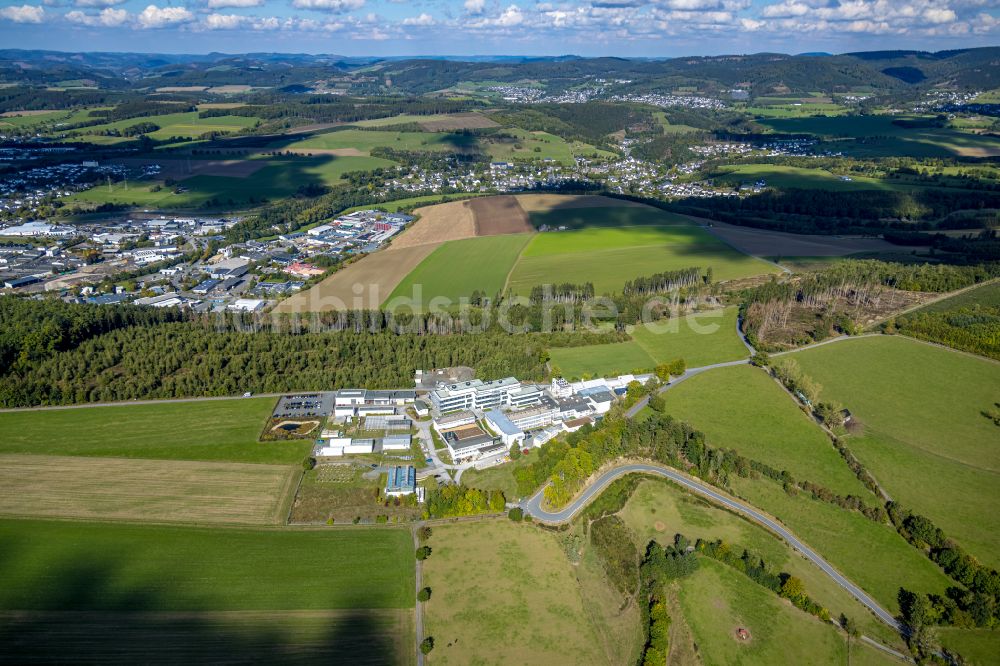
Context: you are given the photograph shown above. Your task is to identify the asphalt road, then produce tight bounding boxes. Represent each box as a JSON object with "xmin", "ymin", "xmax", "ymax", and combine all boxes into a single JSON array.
[{"xmin": 520, "ymin": 462, "xmax": 903, "ymax": 632}]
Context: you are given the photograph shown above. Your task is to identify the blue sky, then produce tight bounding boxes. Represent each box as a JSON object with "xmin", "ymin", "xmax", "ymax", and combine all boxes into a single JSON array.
[{"xmin": 0, "ymin": 0, "xmax": 998, "ymax": 56}]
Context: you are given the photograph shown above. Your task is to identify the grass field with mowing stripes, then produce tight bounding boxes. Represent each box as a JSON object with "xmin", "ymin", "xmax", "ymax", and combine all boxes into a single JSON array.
[{"xmin": 0, "ymin": 398, "xmax": 311, "ymax": 465}]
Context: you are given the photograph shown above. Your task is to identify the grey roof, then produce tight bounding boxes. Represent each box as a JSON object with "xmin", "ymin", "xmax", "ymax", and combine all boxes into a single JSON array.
[{"xmin": 486, "ymin": 410, "xmax": 522, "ymax": 436}]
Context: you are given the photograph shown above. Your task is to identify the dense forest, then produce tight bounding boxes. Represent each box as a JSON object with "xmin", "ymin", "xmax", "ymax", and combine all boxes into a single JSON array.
[{"xmin": 0, "ymin": 298, "xmax": 625, "ymax": 407}]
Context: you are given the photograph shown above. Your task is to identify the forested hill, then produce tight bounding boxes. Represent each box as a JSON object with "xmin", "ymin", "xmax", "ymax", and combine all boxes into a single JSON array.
[{"xmin": 1, "ymin": 47, "xmax": 998, "ymax": 94}]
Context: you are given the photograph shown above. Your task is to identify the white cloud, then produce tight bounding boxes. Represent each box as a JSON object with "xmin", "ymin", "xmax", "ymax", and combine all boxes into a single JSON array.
[
  {"xmin": 402, "ymin": 12, "xmax": 435, "ymax": 25},
  {"xmin": 206, "ymin": 0, "xmax": 263, "ymax": 8},
  {"xmin": 290, "ymin": 0, "xmax": 364, "ymax": 11},
  {"xmin": 0, "ymin": 4, "xmax": 45, "ymax": 22},
  {"xmin": 202, "ymin": 12, "xmax": 246, "ymax": 28},
  {"xmin": 65, "ymin": 6, "xmax": 128, "ymax": 24},
  {"xmin": 464, "ymin": 0, "xmax": 485, "ymax": 13},
  {"xmin": 923, "ymin": 7, "xmax": 957, "ymax": 23},
  {"xmin": 74, "ymin": 0, "xmax": 125, "ymax": 7},
  {"xmin": 136, "ymin": 4, "xmax": 194, "ymax": 28}
]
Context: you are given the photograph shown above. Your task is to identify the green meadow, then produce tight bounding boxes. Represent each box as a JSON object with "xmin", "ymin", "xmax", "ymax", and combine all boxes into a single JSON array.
[
  {"xmin": 68, "ymin": 154, "xmax": 395, "ymax": 209},
  {"xmin": 791, "ymin": 335, "xmax": 1000, "ymax": 568},
  {"xmin": 549, "ymin": 307, "xmax": 748, "ymax": 378},
  {"xmin": 732, "ymin": 477, "xmax": 954, "ymax": 614},
  {"xmin": 287, "ymin": 128, "xmax": 477, "ymax": 153},
  {"xmin": 0, "ymin": 398, "xmax": 311, "ymax": 464},
  {"xmin": 619, "ymin": 478, "xmax": 903, "ymax": 646},
  {"xmin": 678, "ymin": 559, "xmax": 898, "ymax": 666},
  {"xmin": 662, "ymin": 364, "xmax": 872, "ymax": 498},
  {"xmin": 760, "ymin": 114, "xmax": 1000, "ymax": 158},
  {"xmin": 385, "ymin": 234, "xmax": 532, "ymax": 309},
  {"xmin": 508, "ymin": 224, "xmax": 776, "ymax": 295},
  {"xmin": 712, "ymin": 164, "xmax": 897, "ymax": 191},
  {"xmin": 0, "ymin": 519, "xmax": 413, "ymax": 610},
  {"xmin": 483, "ymin": 128, "xmax": 614, "ymax": 165},
  {"xmin": 68, "ymin": 111, "xmax": 258, "ymax": 144}
]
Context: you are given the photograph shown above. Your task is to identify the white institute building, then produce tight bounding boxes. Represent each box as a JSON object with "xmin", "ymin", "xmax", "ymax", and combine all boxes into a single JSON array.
[{"xmin": 429, "ymin": 377, "xmax": 542, "ymax": 414}]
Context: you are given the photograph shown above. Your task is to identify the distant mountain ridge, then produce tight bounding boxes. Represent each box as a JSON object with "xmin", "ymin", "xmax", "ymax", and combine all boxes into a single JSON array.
[{"xmin": 0, "ymin": 47, "xmax": 996, "ymax": 95}]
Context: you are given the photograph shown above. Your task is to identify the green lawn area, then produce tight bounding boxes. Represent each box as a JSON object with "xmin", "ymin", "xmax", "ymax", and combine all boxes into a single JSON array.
[
  {"xmin": 732, "ymin": 477, "xmax": 953, "ymax": 613},
  {"xmin": 286, "ymin": 128, "xmax": 477, "ymax": 153},
  {"xmin": 421, "ymin": 520, "xmax": 631, "ymax": 665},
  {"xmin": 549, "ymin": 307, "xmax": 748, "ymax": 379},
  {"xmin": 618, "ymin": 478, "xmax": 903, "ymax": 647},
  {"xmin": 0, "ymin": 518, "xmax": 414, "ymax": 610},
  {"xmin": 68, "ymin": 112, "xmax": 258, "ymax": 144},
  {"xmin": 0, "ymin": 398, "xmax": 311, "ymax": 464},
  {"xmin": 678, "ymin": 558, "xmax": 898, "ymax": 666},
  {"xmin": 68, "ymin": 154, "xmax": 395, "ymax": 209},
  {"xmin": 508, "ymin": 223, "xmax": 777, "ymax": 295},
  {"xmin": 662, "ymin": 364, "xmax": 872, "ymax": 498},
  {"xmin": 385, "ymin": 234, "xmax": 532, "ymax": 309},
  {"xmin": 791, "ymin": 335, "xmax": 1000, "ymax": 568},
  {"xmin": 713, "ymin": 164, "xmax": 896, "ymax": 191}
]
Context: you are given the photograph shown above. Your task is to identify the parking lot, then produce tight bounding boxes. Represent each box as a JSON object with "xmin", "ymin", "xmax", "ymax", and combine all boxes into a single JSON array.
[{"xmin": 272, "ymin": 392, "xmax": 335, "ymax": 419}]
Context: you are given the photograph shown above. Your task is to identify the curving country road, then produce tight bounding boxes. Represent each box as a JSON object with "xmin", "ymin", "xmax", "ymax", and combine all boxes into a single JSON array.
[{"xmin": 520, "ymin": 462, "xmax": 903, "ymax": 633}]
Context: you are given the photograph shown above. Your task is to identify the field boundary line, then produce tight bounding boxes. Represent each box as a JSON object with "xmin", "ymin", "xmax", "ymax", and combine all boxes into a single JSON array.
[{"xmin": 500, "ymin": 232, "xmax": 536, "ymax": 295}]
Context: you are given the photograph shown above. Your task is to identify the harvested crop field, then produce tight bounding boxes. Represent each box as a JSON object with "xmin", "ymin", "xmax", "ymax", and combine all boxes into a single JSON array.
[
  {"xmin": 703, "ymin": 220, "xmax": 904, "ymax": 257},
  {"xmin": 389, "ymin": 200, "xmax": 476, "ymax": 249},
  {"xmin": 0, "ymin": 454, "xmax": 299, "ymax": 525},
  {"xmin": 419, "ymin": 112, "xmax": 499, "ymax": 131},
  {"xmin": 470, "ymin": 194, "xmax": 533, "ymax": 235},
  {"xmin": 515, "ymin": 193, "xmax": 647, "ymax": 212},
  {"xmin": 274, "ymin": 244, "xmax": 436, "ymax": 312}
]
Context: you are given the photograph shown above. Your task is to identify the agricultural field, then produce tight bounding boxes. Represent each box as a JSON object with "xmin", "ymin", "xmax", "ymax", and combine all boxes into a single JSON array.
[
  {"xmin": 0, "ymin": 519, "xmax": 414, "ymax": 663},
  {"xmin": 386, "ymin": 234, "xmax": 532, "ymax": 309},
  {"xmin": 0, "ymin": 519, "xmax": 414, "ymax": 610},
  {"xmin": 285, "ymin": 128, "xmax": 477, "ymax": 154},
  {"xmin": 549, "ymin": 307, "xmax": 748, "ymax": 378},
  {"xmin": 732, "ymin": 477, "xmax": 953, "ymax": 613},
  {"xmin": 703, "ymin": 221, "xmax": 903, "ymax": 258},
  {"xmin": 712, "ymin": 164, "xmax": 897, "ymax": 191},
  {"xmin": 906, "ymin": 279, "xmax": 1000, "ymax": 313},
  {"xmin": 68, "ymin": 154, "xmax": 394, "ymax": 209},
  {"xmin": 351, "ymin": 112, "xmax": 499, "ymax": 130},
  {"xmin": 275, "ymin": 244, "xmax": 437, "ymax": 312},
  {"xmin": 759, "ymin": 114, "xmax": 1000, "ymax": 158},
  {"xmin": 618, "ymin": 478, "xmax": 902, "ymax": 646},
  {"xmin": 661, "ymin": 364, "xmax": 872, "ymax": 499},
  {"xmin": 0, "ymin": 610, "xmax": 414, "ymax": 666},
  {"xmin": 0, "ymin": 454, "xmax": 298, "ymax": 525},
  {"xmin": 421, "ymin": 520, "xmax": 631, "ymax": 665},
  {"xmin": 0, "ymin": 398, "xmax": 311, "ymax": 465},
  {"xmin": 482, "ymin": 128, "xmax": 614, "ymax": 165},
  {"xmin": 677, "ymin": 558, "xmax": 897, "ymax": 666},
  {"xmin": 67, "ymin": 111, "xmax": 259, "ymax": 144},
  {"xmin": 508, "ymin": 222, "xmax": 777, "ymax": 295},
  {"xmin": 791, "ymin": 335, "xmax": 1000, "ymax": 568}
]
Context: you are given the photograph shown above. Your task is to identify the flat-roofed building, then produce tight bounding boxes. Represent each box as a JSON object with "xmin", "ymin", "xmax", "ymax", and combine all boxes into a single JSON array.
[
  {"xmin": 386, "ymin": 465, "xmax": 422, "ymax": 500},
  {"xmin": 430, "ymin": 377, "xmax": 527, "ymax": 413},
  {"xmin": 506, "ymin": 404, "xmax": 558, "ymax": 431},
  {"xmin": 485, "ymin": 410, "xmax": 525, "ymax": 447}
]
